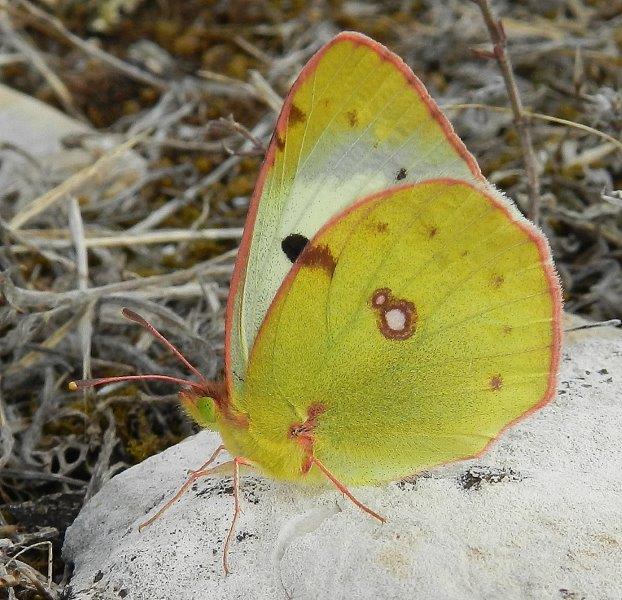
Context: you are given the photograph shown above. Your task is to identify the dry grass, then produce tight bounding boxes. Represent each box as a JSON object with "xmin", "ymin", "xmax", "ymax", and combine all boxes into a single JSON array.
[{"xmin": 0, "ymin": 0, "xmax": 620, "ymax": 596}]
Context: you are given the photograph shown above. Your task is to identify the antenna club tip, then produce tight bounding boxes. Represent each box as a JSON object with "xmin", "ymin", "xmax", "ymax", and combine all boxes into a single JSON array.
[
  {"xmin": 68, "ymin": 381, "xmax": 78, "ymax": 391},
  {"xmin": 122, "ymin": 307, "xmax": 145, "ymax": 324}
]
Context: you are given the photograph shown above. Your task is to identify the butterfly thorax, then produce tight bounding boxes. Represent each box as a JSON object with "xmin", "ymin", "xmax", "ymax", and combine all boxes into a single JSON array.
[
  {"xmin": 209, "ymin": 388, "xmax": 328, "ymax": 484},
  {"xmin": 180, "ymin": 383, "xmax": 322, "ymax": 482}
]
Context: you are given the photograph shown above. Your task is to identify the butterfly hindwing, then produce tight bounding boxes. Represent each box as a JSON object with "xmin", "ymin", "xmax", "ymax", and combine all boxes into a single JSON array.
[{"xmin": 241, "ymin": 180, "xmax": 561, "ymax": 484}]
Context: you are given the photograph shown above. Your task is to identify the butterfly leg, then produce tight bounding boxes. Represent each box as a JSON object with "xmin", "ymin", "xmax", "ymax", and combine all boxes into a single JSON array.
[
  {"xmin": 311, "ymin": 457, "xmax": 386, "ymax": 523},
  {"xmin": 139, "ymin": 444, "xmax": 227, "ymax": 530},
  {"xmin": 289, "ymin": 407, "xmax": 386, "ymax": 524},
  {"xmin": 223, "ymin": 456, "xmax": 251, "ymax": 575}
]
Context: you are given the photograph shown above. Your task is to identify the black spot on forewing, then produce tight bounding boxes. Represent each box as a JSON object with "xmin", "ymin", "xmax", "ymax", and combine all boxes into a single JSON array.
[
  {"xmin": 281, "ymin": 233, "xmax": 309, "ymax": 263},
  {"xmin": 396, "ymin": 167, "xmax": 407, "ymax": 181}
]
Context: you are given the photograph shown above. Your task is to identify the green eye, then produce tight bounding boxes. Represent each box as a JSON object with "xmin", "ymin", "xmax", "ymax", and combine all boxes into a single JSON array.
[
  {"xmin": 181, "ymin": 395, "xmax": 217, "ymax": 429},
  {"xmin": 196, "ymin": 397, "xmax": 216, "ymax": 423}
]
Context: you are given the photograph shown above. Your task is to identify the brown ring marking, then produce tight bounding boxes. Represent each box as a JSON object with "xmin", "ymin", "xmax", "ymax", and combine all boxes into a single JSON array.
[{"xmin": 370, "ymin": 288, "xmax": 417, "ymax": 340}]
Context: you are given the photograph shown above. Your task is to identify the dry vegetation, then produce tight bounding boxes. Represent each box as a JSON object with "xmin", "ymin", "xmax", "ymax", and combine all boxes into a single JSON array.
[{"xmin": 0, "ymin": 0, "xmax": 620, "ymax": 597}]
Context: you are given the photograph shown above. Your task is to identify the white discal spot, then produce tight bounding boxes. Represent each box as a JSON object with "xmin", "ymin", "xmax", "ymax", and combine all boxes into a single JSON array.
[
  {"xmin": 374, "ymin": 294, "xmax": 387, "ymax": 306},
  {"xmin": 385, "ymin": 308, "xmax": 407, "ymax": 331}
]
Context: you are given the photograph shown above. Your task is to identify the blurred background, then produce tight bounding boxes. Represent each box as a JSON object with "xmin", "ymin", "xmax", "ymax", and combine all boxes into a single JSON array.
[{"xmin": 0, "ymin": 0, "xmax": 620, "ymax": 595}]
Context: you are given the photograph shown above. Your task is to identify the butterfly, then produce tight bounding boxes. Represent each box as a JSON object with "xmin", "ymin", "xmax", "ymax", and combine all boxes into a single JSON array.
[{"xmin": 71, "ymin": 31, "xmax": 562, "ymax": 573}]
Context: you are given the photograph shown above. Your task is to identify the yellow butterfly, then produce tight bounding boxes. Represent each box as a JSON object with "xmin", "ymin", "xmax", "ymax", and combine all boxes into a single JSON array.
[{"xmin": 71, "ymin": 31, "xmax": 562, "ymax": 573}]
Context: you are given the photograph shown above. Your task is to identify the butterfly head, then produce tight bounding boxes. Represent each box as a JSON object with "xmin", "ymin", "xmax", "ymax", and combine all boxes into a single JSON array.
[{"xmin": 179, "ymin": 392, "xmax": 217, "ymax": 427}]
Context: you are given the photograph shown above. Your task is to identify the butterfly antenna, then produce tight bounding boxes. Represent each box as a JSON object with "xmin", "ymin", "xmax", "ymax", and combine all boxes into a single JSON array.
[
  {"xmin": 68, "ymin": 375, "xmax": 205, "ymax": 392},
  {"xmin": 68, "ymin": 309, "xmax": 212, "ymax": 394},
  {"xmin": 121, "ymin": 308, "xmax": 207, "ymax": 383}
]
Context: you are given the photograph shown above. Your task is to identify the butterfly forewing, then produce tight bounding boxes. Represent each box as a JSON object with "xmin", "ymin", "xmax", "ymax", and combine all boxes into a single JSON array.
[{"xmin": 226, "ymin": 32, "xmax": 486, "ymax": 392}]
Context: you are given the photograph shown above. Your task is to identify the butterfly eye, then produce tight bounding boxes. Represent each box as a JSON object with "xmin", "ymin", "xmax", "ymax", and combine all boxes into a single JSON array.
[{"xmin": 281, "ymin": 233, "xmax": 309, "ymax": 263}]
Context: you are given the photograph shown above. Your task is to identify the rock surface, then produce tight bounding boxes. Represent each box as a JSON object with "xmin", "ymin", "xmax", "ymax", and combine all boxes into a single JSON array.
[
  {"xmin": 0, "ymin": 84, "xmax": 146, "ymax": 215},
  {"xmin": 0, "ymin": 83, "xmax": 89, "ymax": 162},
  {"xmin": 63, "ymin": 330, "xmax": 622, "ymax": 600}
]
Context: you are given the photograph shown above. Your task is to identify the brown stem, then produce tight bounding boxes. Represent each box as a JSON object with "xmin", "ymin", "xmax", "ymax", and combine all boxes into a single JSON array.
[
  {"xmin": 10, "ymin": 0, "xmax": 169, "ymax": 91},
  {"xmin": 472, "ymin": 0, "xmax": 542, "ymax": 224}
]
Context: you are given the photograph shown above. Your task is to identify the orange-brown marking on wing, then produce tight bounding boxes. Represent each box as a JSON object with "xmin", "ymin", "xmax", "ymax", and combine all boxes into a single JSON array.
[
  {"xmin": 289, "ymin": 104, "xmax": 306, "ymax": 126},
  {"xmin": 298, "ymin": 244, "xmax": 337, "ymax": 276},
  {"xmin": 347, "ymin": 109, "xmax": 359, "ymax": 127},
  {"xmin": 289, "ymin": 403, "xmax": 327, "ymax": 474},
  {"xmin": 489, "ymin": 374, "xmax": 503, "ymax": 391},
  {"xmin": 367, "ymin": 221, "xmax": 389, "ymax": 234},
  {"xmin": 491, "ymin": 273, "xmax": 505, "ymax": 288}
]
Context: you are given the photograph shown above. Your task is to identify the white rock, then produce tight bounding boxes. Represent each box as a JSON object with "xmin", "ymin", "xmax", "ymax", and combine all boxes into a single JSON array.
[
  {"xmin": 0, "ymin": 84, "xmax": 89, "ymax": 160},
  {"xmin": 0, "ymin": 84, "xmax": 146, "ymax": 219},
  {"xmin": 63, "ymin": 330, "xmax": 622, "ymax": 600}
]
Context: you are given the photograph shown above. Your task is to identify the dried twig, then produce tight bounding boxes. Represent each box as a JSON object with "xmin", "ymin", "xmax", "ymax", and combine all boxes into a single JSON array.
[
  {"xmin": 442, "ymin": 103, "xmax": 622, "ymax": 152},
  {"xmin": 471, "ymin": 0, "xmax": 542, "ymax": 223},
  {"xmin": 0, "ymin": 383, "xmax": 15, "ymax": 471},
  {"xmin": 6, "ymin": 558, "xmax": 57, "ymax": 600},
  {"xmin": 68, "ymin": 198, "xmax": 93, "ymax": 384},
  {"xmin": 219, "ymin": 115, "xmax": 267, "ymax": 154},
  {"xmin": 0, "ymin": 219, "xmax": 75, "ymax": 269},
  {"xmin": 6, "ymin": 541, "xmax": 53, "ymax": 588},
  {"xmin": 84, "ymin": 410, "xmax": 117, "ymax": 501},
  {"xmin": 0, "ymin": 469, "xmax": 86, "ymax": 486},
  {"xmin": 8, "ymin": 133, "xmax": 147, "ymax": 229},
  {"xmin": 0, "ymin": 14, "xmax": 81, "ymax": 119},
  {"xmin": 248, "ymin": 70, "xmax": 283, "ymax": 113},
  {"xmin": 5, "ymin": 307, "xmax": 89, "ymax": 375},
  {"xmin": 1, "ymin": 250, "xmax": 235, "ymax": 310},
  {"xmin": 11, "ymin": 227, "xmax": 243, "ymax": 251},
  {"xmin": 9, "ymin": 0, "xmax": 169, "ymax": 91},
  {"xmin": 232, "ymin": 35, "xmax": 272, "ymax": 65}
]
